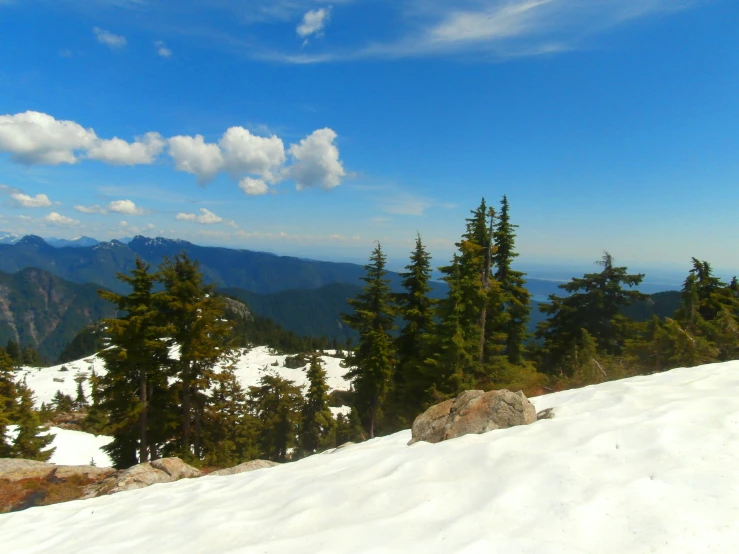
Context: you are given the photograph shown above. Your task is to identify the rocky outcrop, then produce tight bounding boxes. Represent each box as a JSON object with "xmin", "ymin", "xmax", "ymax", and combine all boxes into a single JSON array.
[
  {"xmin": 0, "ymin": 458, "xmax": 115, "ymax": 482},
  {"xmin": 82, "ymin": 458, "xmax": 201, "ymax": 498},
  {"xmin": 408, "ymin": 389, "xmax": 537, "ymax": 445},
  {"xmin": 208, "ymin": 460, "xmax": 279, "ymax": 476}
]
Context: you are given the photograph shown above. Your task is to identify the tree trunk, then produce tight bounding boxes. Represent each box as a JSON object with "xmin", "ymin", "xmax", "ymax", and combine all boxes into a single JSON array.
[
  {"xmin": 193, "ymin": 393, "xmax": 202, "ymax": 459},
  {"xmin": 138, "ymin": 366, "xmax": 149, "ymax": 463}
]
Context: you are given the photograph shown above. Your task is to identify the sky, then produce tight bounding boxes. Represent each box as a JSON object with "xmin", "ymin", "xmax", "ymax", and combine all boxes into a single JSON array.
[{"xmin": 0, "ymin": 0, "xmax": 737, "ymax": 280}]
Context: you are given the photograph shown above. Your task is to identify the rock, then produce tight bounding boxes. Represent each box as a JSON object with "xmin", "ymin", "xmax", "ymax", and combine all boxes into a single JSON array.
[
  {"xmin": 82, "ymin": 457, "xmax": 199, "ymax": 498},
  {"xmin": 409, "ymin": 389, "xmax": 537, "ymax": 445},
  {"xmin": 208, "ymin": 460, "xmax": 279, "ymax": 476},
  {"xmin": 0, "ymin": 459, "xmax": 114, "ymax": 482},
  {"xmin": 150, "ymin": 457, "xmax": 201, "ymax": 480},
  {"xmin": 537, "ymin": 408, "xmax": 555, "ymax": 420},
  {"xmin": 406, "ymin": 398, "xmax": 455, "ymax": 445}
]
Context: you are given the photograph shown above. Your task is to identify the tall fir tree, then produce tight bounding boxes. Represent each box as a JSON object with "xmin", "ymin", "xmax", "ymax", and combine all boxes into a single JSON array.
[
  {"xmin": 202, "ymin": 366, "xmax": 258, "ymax": 468},
  {"xmin": 393, "ymin": 234, "xmax": 435, "ymax": 421},
  {"xmin": 342, "ymin": 243, "xmax": 396, "ymax": 438},
  {"xmin": 11, "ymin": 381, "xmax": 55, "ymax": 462},
  {"xmin": 0, "ymin": 348, "xmax": 17, "ymax": 457},
  {"xmin": 158, "ymin": 253, "xmax": 236, "ymax": 461},
  {"xmin": 536, "ymin": 252, "xmax": 647, "ymax": 375},
  {"xmin": 98, "ymin": 258, "xmax": 170, "ymax": 467},
  {"xmin": 248, "ymin": 374, "xmax": 303, "ymax": 462},
  {"xmin": 5, "ymin": 339, "xmax": 21, "ymax": 364},
  {"xmin": 492, "ymin": 195, "xmax": 532, "ymax": 365},
  {"xmin": 298, "ymin": 354, "xmax": 335, "ymax": 456}
]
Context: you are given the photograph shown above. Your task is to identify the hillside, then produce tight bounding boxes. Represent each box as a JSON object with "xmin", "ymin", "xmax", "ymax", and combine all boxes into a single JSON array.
[
  {"xmin": 0, "ymin": 268, "xmax": 117, "ymax": 362},
  {"xmin": 2, "ymin": 361, "xmax": 738, "ymax": 552}
]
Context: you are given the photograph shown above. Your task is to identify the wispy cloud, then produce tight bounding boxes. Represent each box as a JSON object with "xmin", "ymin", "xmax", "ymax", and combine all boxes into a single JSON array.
[
  {"xmin": 154, "ymin": 40, "xmax": 172, "ymax": 58},
  {"xmin": 93, "ymin": 27, "xmax": 127, "ymax": 49},
  {"xmin": 297, "ymin": 7, "xmax": 331, "ymax": 45}
]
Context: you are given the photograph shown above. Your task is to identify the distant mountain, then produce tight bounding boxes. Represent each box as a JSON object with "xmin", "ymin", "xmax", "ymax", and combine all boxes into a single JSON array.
[
  {"xmin": 45, "ymin": 236, "xmax": 100, "ymax": 248},
  {"xmin": 0, "ymin": 267, "xmax": 118, "ymax": 362},
  {"xmin": 0, "ymin": 231, "xmax": 21, "ymax": 245}
]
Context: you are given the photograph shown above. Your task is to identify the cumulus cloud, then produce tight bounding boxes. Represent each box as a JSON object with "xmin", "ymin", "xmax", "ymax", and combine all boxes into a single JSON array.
[
  {"xmin": 239, "ymin": 177, "xmax": 269, "ymax": 196},
  {"xmin": 288, "ymin": 128, "xmax": 346, "ymax": 190},
  {"xmin": 108, "ymin": 199, "xmax": 145, "ymax": 215},
  {"xmin": 297, "ymin": 8, "xmax": 331, "ymax": 40},
  {"xmin": 44, "ymin": 212, "xmax": 79, "ymax": 226},
  {"xmin": 176, "ymin": 208, "xmax": 223, "ymax": 224},
  {"xmin": 86, "ymin": 132, "xmax": 165, "ymax": 165},
  {"xmin": 168, "ymin": 135, "xmax": 225, "ymax": 184},
  {"xmin": 11, "ymin": 192, "xmax": 52, "ymax": 208},
  {"xmin": 154, "ymin": 40, "xmax": 172, "ymax": 58},
  {"xmin": 94, "ymin": 27, "xmax": 127, "ymax": 49},
  {"xmin": 74, "ymin": 200, "xmax": 145, "ymax": 215},
  {"xmin": 0, "ymin": 111, "xmax": 96, "ymax": 165}
]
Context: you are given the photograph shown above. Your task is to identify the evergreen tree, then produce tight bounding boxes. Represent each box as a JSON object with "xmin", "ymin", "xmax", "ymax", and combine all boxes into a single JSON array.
[
  {"xmin": 98, "ymin": 258, "xmax": 170, "ymax": 467},
  {"xmin": 536, "ymin": 252, "xmax": 647, "ymax": 375},
  {"xmin": 21, "ymin": 345, "xmax": 40, "ymax": 366},
  {"xmin": 51, "ymin": 390, "xmax": 75, "ymax": 412},
  {"xmin": 74, "ymin": 373, "xmax": 88, "ymax": 410},
  {"xmin": 158, "ymin": 252, "xmax": 236, "ymax": 461},
  {"xmin": 335, "ymin": 408, "xmax": 365, "ymax": 446},
  {"xmin": 299, "ymin": 354, "xmax": 335, "ymax": 456},
  {"xmin": 393, "ymin": 234, "xmax": 435, "ymax": 421},
  {"xmin": 12, "ymin": 381, "xmax": 55, "ymax": 461},
  {"xmin": 5, "ymin": 339, "xmax": 21, "ymax": 364},
  {"xmin": 202, "ymin": 366, "xmax": 257, "ymax": 468},
  {"xmin": 342, "ymin": 243, "xmax": 396, "ymax": 438},
  {"xmin": 248, "ymin": 374, "xmax": 303, "ymax": 462},
  {"xmin": 82, "ymin": 368, "xmax": 108, "ymax": 435},
  {"xmin": 0, "ymin": 349, "xmax": 17, "ymax": 457},
  {"xmin": 492, "ymin": 195, "xmax": 532, "ymax": 365}
]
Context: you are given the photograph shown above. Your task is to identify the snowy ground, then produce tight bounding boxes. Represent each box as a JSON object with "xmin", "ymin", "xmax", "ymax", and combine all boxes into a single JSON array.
[
  {"xmin": 4, "ymin": 426, "xmax": 113, "ymax": 468},
  {"xmin": 2, "ymin": 361, "xmax": 739, "ymax": 553},
  {"xmin": 15, "ymin": 347, "xmax": 352, "ymax": 408}
]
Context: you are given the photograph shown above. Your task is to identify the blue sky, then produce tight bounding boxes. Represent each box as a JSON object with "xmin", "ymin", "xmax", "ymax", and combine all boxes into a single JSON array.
[{"xmin": 0, "ymin": 0, "xmax": 737, "ymax": 280}]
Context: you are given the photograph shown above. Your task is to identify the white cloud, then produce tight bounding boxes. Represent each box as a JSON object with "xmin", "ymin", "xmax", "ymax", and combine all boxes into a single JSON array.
[
  {"xmin": 239, "ymin": 177, "xmax": 269, "ymax": 196},
  {"xmin": 288, "ymin": 128, "xmax": 346, "ymax": 190},
  {"xmin": 86, "ymin": 132, "xmax": 165, "ymax": 165},
  {"xmin": 75, "ymin": 204, "xmax": 107, "ymax": 214},
  {"xmin": 0, "ymin": 111, "xmax": 96, "ymax": 165},
  {"xmin": 379, "ymin": 192, "xmax": 433, "ymax": 216},
  {"xmin": 11, "ymin": 192, "xmax": 52, "ymax": 208},
  {"xmin": 44, "ymin": 212, "xmax": 79, "ymax": 226},
  {"xmin": 168, "ymin": 135, "xmax": 225, "ymax": 184},
  {"xmin": 297, "ymin": 8, "xmax": 331, "ymax": 39},
  {"xmin": 94, "ymin": 27, "xmax": 127, "ymax": 49},
  {"xmin": 154, "ymin": 41, "xmax": 172, "ymax": 58},
  {"xmin": 220, "ymin": 127, "xmax": 285, "ymax": 181},
  {"xmin": 176, "ymin": 208, "xmax": 223, "ymax": 225},
  {"xmin": 108, "ymin": 199, "xmax": 145, "ymax": 215}
]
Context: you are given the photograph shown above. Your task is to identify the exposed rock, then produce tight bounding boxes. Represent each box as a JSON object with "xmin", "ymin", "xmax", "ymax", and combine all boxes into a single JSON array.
[
  {"xmin": 537, "ymin": 408, "xmax": 555, "ymax": 420},
  {"xmin": 409, "ymin": 389, "xmax": 537, "ymax": 445},
  {"xmin": 208, "ymin": 460, "xmax": 279, "ymax": 476},
  {"xmin": 0, "ymin": 458, "xmax": 114, "ymax": 482},
  {"xmin": 150, "ymin": 457, "xmax": 202, "ymax": 480},
  {"xmin": 82, "ymin": 457, "xmax": 200, "ymax": 498}
]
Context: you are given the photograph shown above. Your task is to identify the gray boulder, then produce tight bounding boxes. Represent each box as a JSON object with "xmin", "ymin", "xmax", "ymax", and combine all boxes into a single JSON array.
[
  {"xmin": 409, "ymin": 389, "xmax": 537, "ymax": 445},
  {"xmin": 208, "ymin": 460, "xmax": 279, "ymax": 476},
  {"xmin": 0, "ymin": 458, "xmax": 115, "ymax": 482},
  {"xmin": 82, "ymin": 457, "xmax": 201, "ymax": 498}
]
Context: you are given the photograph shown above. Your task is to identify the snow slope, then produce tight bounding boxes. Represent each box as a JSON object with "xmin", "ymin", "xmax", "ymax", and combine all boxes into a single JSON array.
[
  {"xmin": 3, "ymin": 361, "xmax": 739, "ymax": 553},
  {"xmin": 4, "ymin": 426, "xmax": 113, "ymax": 468},
  {"xmin": 15, "ymin": 346, "xmax": 352, "ymax": 408}
]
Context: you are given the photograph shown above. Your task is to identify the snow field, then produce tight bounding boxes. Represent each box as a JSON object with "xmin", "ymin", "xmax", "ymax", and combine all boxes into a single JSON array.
[
  {"xmin": 3, "ymin": 426, "xmax": 113, "ymax": 468},
  {"xmin": 2, "ymin": 361, "xmax": 738, "ymax": 553}
]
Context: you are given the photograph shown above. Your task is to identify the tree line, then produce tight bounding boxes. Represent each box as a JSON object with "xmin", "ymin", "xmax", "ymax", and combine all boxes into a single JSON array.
[{"xmin": 342, "ymin": 195, "xmax": 739, "ymax": 438}]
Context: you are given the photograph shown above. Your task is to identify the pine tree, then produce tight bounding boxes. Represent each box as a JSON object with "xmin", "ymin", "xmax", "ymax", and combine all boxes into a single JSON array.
[
  {"xmin": 98, "ymin": 257, "xmax": 170, "ymax": 467},
  {"xmin": 335, "ymin": 408, "xmax": 365, "ymax": 446},
  {"xmin": 82, "ymin": 368, "xmax": 108, "ymax": 435},
  {"xmin": 299, "ymin": 354, "xmax": 335, "ymax": 456},
  {"xmin": 158, "ymin": 252, "xmax": 236, "ymax": 461},
  {"xmin": 12, "ymin": 381, "xmax": 55, "ymax": 461},
  {"xmin": 536, "ymin": 252, "xmax": 647, "ymax": 375},
  {"xmin": 74, "ymin": 373, "xmax": 88, "ymax": 411},
  {"xmin": 393, "ymin": 234, "xmax": 435, "ymax": 422},
  {"xmin": 5, "ymin": 339, "xmax": 21, "ymax": 364},
  {"xmin": 0, "ymin": 349, "xmax": 17, "ymax": 457},
  {"xmin": 248, "ymin": 374, "xmax": 303, "ymax": 462},
  {"xmin": 202, "ymin": 366, "xmax": 258, "ymax": 468},
  {"xmin": 342, "ymin": 243, "xmax": 396, "ymax": 438},
  {"xmin": 51, "ymin": 390, "xmax": 75, "ymax": 412},
  {"xmin": 492, "ymin": 195, "xmax": 532, "ymax": 365}
]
